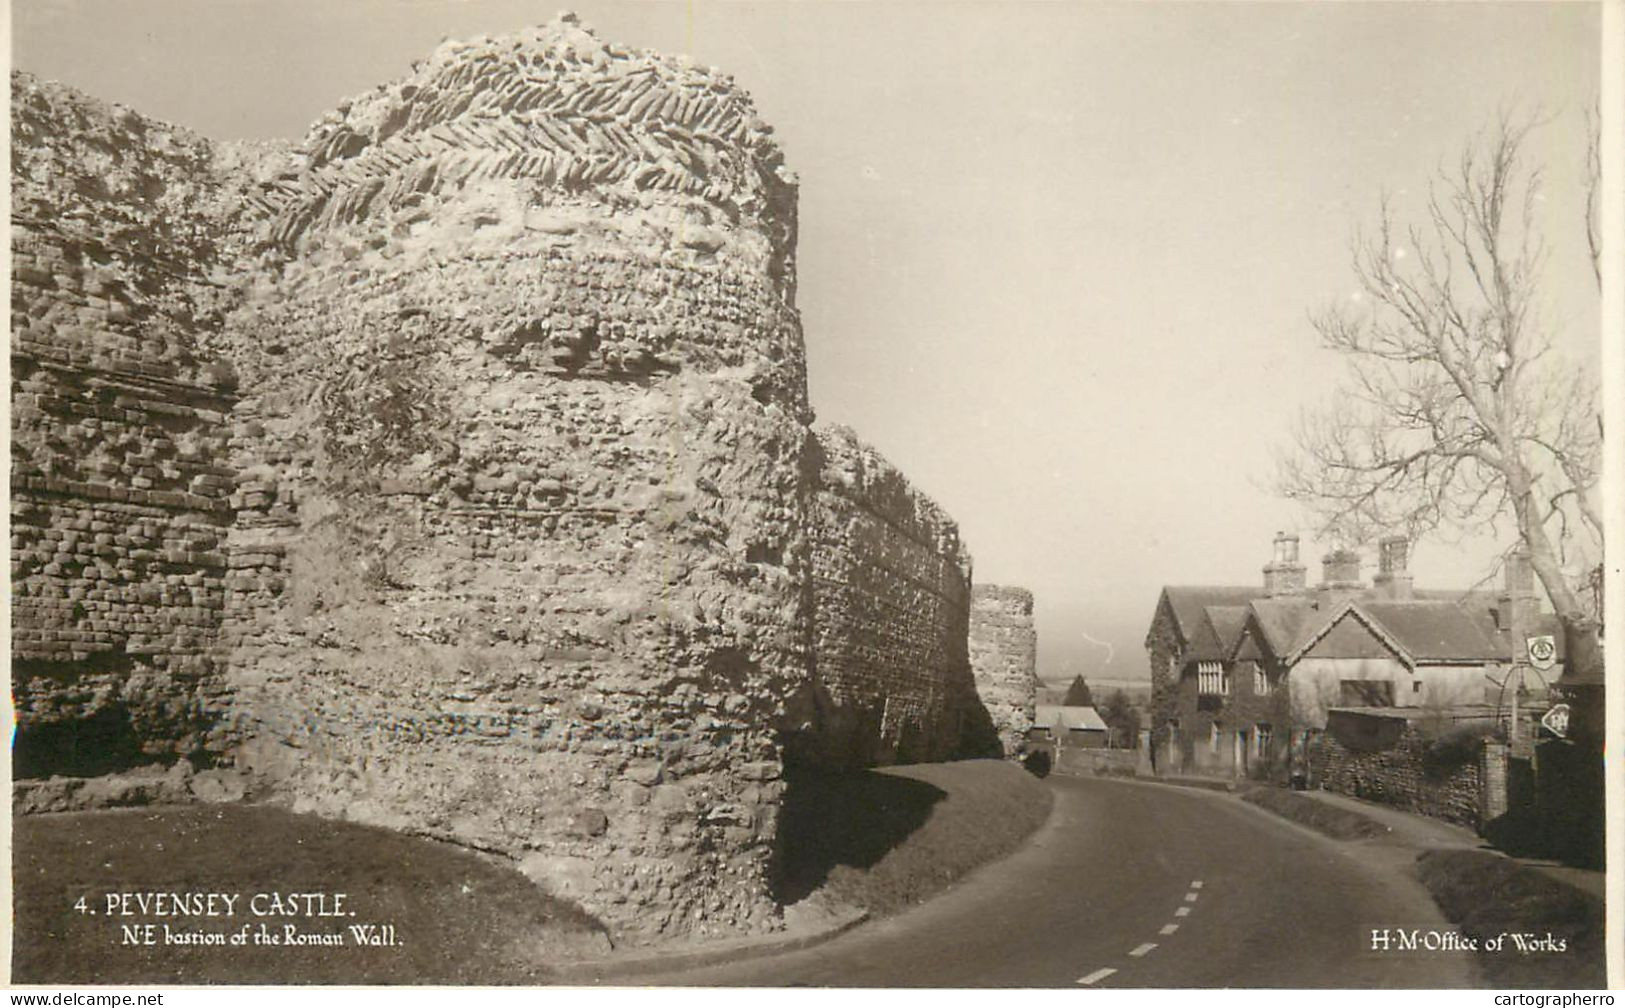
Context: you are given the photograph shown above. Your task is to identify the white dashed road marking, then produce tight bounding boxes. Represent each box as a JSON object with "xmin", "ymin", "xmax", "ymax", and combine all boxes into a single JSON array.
[
  {"xmin": 1175, "ymin": 906, "xmax": 1191, "ymax": 917},
  {"xmin": 1129, "ymin": 942, "xmax": 1158, "ymax": 957},
  {"xmin": 1190, "ymin": 880, "xmax": 1204, "ymax": 889},
  {"xmin": 1077, "ymin": 967, "xmax": 1117, "ymax": 985},
  {"xmin": 1183, "ymin": 892, "xmax": 1199, "ymax": 902},
  {"xmin": 1160, "ymin": 923, "xmax": 1179, "ymax": 935}
]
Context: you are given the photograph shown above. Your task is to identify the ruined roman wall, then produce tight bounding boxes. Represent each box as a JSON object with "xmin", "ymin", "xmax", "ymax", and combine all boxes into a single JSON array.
[
  {"xmin": 10, "ymin": 76, "xmax": 241, "ymax": 790},
  {"xmin": 793, "ymin": 425, "xmax": 998, "ymax": 769},
  {"xmin": 10, "ymin": 15, "xmax": 1000, "ymax": 945},
  {"xmin": 213, "ymin": 18, "xmax": 810, "ymax": 943},
  {"xmin": 968, "ymin": 585, "xmax": 1037, "ymax": 755}
]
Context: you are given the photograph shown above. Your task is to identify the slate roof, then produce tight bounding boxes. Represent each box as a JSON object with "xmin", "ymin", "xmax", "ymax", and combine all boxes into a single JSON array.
[
  {"xmin": 1359, "ymin": 600, "xmax": 1504, "ymax": 662},
  {"xmin": 1155, "ymin": 579, "xmax": 1561, "ymax": 671},
  {"xmin": 1158, "ymin": 586, "xmax": 1259, "ymax": 644},
  {"xmin": 1206, "ymin": 605, "xmax": 1250, "ymax": 652},
  {"xmin": 1033, "ymin": 705, "xmax": 1108, "ymax": 732},
  {"xmin": 1187, "ymin": 605, "xmax": 1249, "ymax": 662},
  {"xmin": 1247, "ymin": 598, "xmax": 1318, "ymax": 658}
]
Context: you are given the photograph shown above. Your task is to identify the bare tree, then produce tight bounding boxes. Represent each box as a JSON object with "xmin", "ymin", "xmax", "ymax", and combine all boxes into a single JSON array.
[{"xmin": 1276, "ymin": 113, "xmax": 1603, "ymax": 682}]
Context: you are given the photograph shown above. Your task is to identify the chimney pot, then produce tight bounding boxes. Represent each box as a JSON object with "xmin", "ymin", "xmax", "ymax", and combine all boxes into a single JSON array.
[
  {"xmin": 1320, "ymin": 548, "xmax": 1363, "ymax": 590},
  {"xmin": 1374, "ymin": 535, "xmax": 1414, "ymax": 599},
  {"xmin": 1264, "ymin": 532, "xmax": 1306, "ymax": 597}
]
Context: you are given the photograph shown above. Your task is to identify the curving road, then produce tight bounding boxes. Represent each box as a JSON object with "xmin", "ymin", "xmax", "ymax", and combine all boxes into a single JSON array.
[{"xmin": 630, "ymin": 776, "xmax": 1482, "ymax": 988}]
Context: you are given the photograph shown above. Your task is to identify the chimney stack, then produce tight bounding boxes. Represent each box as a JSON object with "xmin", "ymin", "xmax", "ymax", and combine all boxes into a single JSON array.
[
  {"xmin": 1263, "ymin": 531, "xmax": 1306, "ymax": 597},
  {"xmin": 1320, "ymin": 548, "xmax": 1363, "ymax": 592},
  {"xmin": 1373, "ymin": 535, "xmax": 1414, "ymax": 600}
]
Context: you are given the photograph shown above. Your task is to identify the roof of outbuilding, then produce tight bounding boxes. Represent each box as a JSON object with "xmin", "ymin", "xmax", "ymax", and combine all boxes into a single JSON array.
[{"xmin": 1034, "ymin": 705, "xmax": 1108, "ymax": 732}]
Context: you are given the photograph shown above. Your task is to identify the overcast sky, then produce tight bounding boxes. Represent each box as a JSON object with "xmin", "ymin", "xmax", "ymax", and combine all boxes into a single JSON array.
[{"xmin": 14, "ymin": 1, "xmax": 1602, "ymax": 686}]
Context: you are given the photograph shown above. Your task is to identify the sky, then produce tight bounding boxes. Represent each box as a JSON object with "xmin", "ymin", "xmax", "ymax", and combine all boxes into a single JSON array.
[{"xmin": 12, "ymin": 1, "xmax": 1603, "ymax": 686}]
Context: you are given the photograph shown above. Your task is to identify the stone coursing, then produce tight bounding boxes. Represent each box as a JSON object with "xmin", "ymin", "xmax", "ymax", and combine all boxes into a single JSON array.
[
  {"xmin": 968, "ymin": 584, "xmax": 1037, "ymax": 756},
  {"xmin": 1310, "ymin": 726, "xmax": 1483, "ymax": 828},
  {"xmin": 10, "ymin": 15, "xmax": 1000, "ymax": 945},
  {"xmin": 793, "ymin": 425, "xmax": 996, "ymax": 768},
  {"xmin": 210, "ymin": 17, "xmax": 809, "ymax": 942},
  {"xmin": 10, "ymin": 75, "xmax": 241, "ymax": 782}
]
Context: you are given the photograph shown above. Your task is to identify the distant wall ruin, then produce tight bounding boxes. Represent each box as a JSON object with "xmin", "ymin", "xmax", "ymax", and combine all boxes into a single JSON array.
[
  {"xmin": 794, "ymin": 425, "xmax": 998, "ymax": 770},
  {"xmin": 10, "ymin": 16, "xmax": 1007, "ymax": 945},
  {"xmin": 969, "ymin": 585, "xmax": 1039, "ymax": 754}
]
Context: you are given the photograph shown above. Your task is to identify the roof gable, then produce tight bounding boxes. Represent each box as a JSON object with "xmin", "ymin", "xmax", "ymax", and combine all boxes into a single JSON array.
[
  {"xmin": 1232, "ymin": 623, "xmax": 1263, "ymax": 662},
  {"xmin": 1248, "ymin": 598, "xmax": 1317, "ymax": 658},
  {"xmin": 1299, "ymin": 608, "xmax": 1410, "ymax": 663},
  {"xmin": 1155, "ymin": 586, "xmax": 1259, "ymax": 646}
]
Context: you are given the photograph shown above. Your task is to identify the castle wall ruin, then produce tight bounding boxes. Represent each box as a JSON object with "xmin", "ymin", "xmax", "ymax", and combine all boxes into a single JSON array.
[
  {"xmin": 10, "ymin": 16, "xmax": 1010, "ymax": 945},
  {"xmin": 969, "ymin": 585, "xmax": 1039, "ymax": 754},
  {"xmin": 793, "ymin": 425, "xmax": 999, "ymax": 770}
]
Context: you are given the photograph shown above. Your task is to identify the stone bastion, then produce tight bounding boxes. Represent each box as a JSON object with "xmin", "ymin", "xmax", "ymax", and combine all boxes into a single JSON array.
[{"xmin": 10, "ymin": 15, "xmax": 1035, "ymax": 945}]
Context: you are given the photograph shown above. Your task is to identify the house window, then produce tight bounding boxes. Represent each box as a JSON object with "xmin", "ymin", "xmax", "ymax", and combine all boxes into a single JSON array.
[
  {"xmin": 1339, "ymin": 680, "xmax": 1394, "ymax": 707},
  {"xmin": 1198, "ymin": 661, "xmax": 1228, "ymax": 695},
  {"xmin": 1255, "ymin": 723, "xmax": 1273, "ymax": 758},
  {"xmin": 1254, "ymin": 666, "xmax": 1268, "ymax": 695}
]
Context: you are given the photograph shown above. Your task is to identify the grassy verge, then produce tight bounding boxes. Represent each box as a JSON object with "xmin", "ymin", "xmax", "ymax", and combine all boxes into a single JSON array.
[
  {"xmin": 12, "ymin": 804, "xmax": 608, "ymax": 984},
  {"xmin": 1240, "ymin": 785, "xmax": 1391, "ymax": 841},
  {"xmin": 777, "ymin": 758, "xmax": 1053, "ymax": 918},
  {"xmin": 1415, "ymin": 849, "xmax": 1605, "ymax": 988}
]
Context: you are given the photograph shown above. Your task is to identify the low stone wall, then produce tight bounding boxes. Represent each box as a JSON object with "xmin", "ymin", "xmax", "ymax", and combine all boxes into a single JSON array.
[
  {"xmin": 1310, "ymin": 717, "xmax": 1484, "ymax": 828},
  {"xmin": 969, "ymin": 584, "xmax": 1037, "ymax": 756},
  {"xmin": 1054, "ymin": 747, "xmax": 1140, "ymax": 777}
]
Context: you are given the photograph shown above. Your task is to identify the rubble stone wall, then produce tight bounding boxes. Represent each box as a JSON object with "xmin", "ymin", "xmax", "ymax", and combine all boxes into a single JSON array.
[
  {"xmin": 10, "ymin": 76, "xmax": 240, "ymax": 781},
  {"xmin": 793, "ymin": 425, "xmax": 994, "ymax": 769},
  {"xmin": 1310, "ymin": 724, "xmax": 1483, "ymax": 827},
  {"xmin": 969, "ymin": 584, "xmax": 1037, "ymax": 756},
  {"xmin": 10, "ymin": 15, "xmax": 1002, "ymax": 945},
  {"xmin": 211, "ymin": 18, "xmax": 809, "ymax": 943}
]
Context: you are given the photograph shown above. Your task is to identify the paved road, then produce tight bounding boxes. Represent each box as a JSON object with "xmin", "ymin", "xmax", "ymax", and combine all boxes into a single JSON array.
[{"xmin": 632, "ymin": 776, "xmax": 1482, "ymax": 988}]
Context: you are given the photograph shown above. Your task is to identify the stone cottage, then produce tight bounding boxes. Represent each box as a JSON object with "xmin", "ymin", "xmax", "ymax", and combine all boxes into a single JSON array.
[{"xmin": 1145, "ymin": 533, "xmax": 1560, "ymax": 779}]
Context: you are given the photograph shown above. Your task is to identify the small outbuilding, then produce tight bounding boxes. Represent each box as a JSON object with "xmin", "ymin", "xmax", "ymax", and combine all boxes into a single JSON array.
[{"xmin": 1029, "ymin": 705, "xmax": 1110, "ymax": 749}]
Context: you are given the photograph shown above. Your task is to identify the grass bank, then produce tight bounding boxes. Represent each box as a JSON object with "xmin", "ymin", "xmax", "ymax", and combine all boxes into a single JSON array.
[
  {"xmin": 777, "ymin": 758, "xmax": 1053, "ymax": 918},
  {"xmin": 1240, "ymin": 785, "xmax": 1391, "ymax": 840},
  {"xmin": 1415, "ymin": 849, "xmax": 1606, "ymax": 988},
  {"xmin": 12, "ymin": 805, "xmax": 608, "ymax": 984}
]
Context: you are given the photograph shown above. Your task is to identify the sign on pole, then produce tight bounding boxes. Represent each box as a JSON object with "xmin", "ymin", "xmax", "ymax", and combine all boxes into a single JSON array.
[
  {"xmin": 1540, "ymin": 702, "xmax": 1570, "ymax": 739},
  {"xmin": 1526, "ymin": 635, "xmax": 1557, "ymax": 671}
]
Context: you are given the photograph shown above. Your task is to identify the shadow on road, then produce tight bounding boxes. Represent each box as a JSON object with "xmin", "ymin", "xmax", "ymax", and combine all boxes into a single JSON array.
[{"xmin": 772, "ymin": 766, "xmax": 946, "ymax": 905}]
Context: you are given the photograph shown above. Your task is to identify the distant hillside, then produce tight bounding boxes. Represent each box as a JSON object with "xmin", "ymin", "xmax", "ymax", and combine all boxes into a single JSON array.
[{"xmin": 1037, "ymin": 677, "xmax": 1152, "ymax": 707}]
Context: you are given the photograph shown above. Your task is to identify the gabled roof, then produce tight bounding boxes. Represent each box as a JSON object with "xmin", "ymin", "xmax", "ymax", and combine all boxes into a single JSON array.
[
  {"xmin": 1207, "ymin": 604, "xmax": 1248, "ymax": 645},
  {"xmin": 1187, "ymin": 605, "xmax": 1250, "ymax": 663},
  {"xmin": 1284, "ymin": 597, "xmax": 1515, "ymax": 668},
  {"xmin": 1247, "ymin": 597, "xmax": 1318, "ymax": 659},
  {"xmin": 1359, "ymin": 600, "xmax": 1504, "ymax": 662},
  {"xmin": 1287, "ymin": 602, "xmax": 1412, "ymax": 666},
  {"xmin": 1154, "ymin": 586, "xmax": 1259, "ymax": 646},
  {"xmin": 1034, "ymin": 705, "xmax": 1108, "ymax": 732}
]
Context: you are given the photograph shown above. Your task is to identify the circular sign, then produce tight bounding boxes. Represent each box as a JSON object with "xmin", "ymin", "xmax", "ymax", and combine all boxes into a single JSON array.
[{"xmin": 1527, "ymin": 635, "xmax": 1557, "ymax": 671}]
